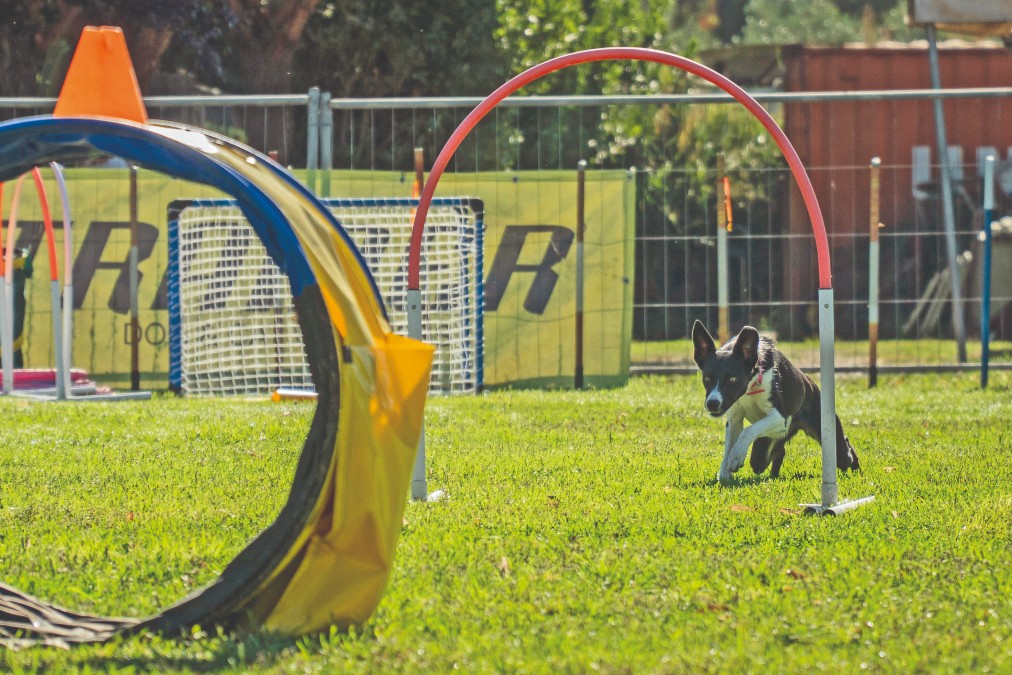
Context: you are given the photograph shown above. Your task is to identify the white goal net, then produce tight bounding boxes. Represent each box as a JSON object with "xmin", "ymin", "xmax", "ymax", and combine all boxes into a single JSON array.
[{"xmin": 167, "ymin": 197, "xmax": 484, "ymax": 396}]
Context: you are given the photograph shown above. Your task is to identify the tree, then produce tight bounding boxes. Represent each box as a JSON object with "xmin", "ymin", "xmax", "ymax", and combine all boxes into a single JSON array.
[
  {"xmin": 0, "ymin": 1, "xmax": 185, "ymax": 96},
  {"xmin": 0, "ymin": 1, "xmax": 324, "ymax": 97}
]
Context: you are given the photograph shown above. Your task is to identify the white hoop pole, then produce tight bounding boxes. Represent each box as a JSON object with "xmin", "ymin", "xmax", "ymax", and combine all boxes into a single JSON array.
[
  {"xmin": 818, "ymin": 288, "xmax": 838, "ymax": 507},
  {"xmin": 407, "ymin": 288, "xmax": 427, "ymax": 501}
]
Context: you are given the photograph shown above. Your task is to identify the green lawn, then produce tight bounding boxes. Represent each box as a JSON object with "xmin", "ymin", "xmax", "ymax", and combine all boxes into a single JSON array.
[{"xmin": 0, "ymin": 372, "xmax": 1009, "ymax": 672}]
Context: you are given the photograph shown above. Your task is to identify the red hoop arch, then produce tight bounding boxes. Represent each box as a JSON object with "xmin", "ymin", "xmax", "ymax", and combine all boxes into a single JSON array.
[{"xmin": 408, "ymin": 46, "xmax": 832, "ymax": 291}]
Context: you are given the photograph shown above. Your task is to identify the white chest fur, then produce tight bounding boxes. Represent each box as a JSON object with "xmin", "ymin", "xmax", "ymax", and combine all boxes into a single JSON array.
[
  {"xmin": 718, "ymin": 368, "xmax": 791, "ymax": 481},
  {"xmin": 729, "ymin": 369, "xmax": 787, "ymax": 433}
]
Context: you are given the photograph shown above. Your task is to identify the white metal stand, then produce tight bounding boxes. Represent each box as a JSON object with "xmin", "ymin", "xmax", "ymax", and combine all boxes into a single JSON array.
[{"xmin": 801, "ymin": 288, "xmax": 874, "ymax": 515}]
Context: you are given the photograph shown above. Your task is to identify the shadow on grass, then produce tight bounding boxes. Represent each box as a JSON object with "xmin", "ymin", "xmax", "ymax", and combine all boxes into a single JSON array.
[
  {"xmin": 73, "ymin": 627, "xmax": 329, "ymax": 673},
  {"xmin": 688, "ymin": 469, "xmax": 822, "ymax": 489}
]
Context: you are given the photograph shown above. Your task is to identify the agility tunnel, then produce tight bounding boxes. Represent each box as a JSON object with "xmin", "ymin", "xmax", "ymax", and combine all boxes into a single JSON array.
[{"xmin": 0, "ymin": 27, "xmax": 433, "ymax": 646}]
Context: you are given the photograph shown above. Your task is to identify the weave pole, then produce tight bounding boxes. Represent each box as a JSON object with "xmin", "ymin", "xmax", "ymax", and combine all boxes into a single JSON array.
[{"xmin": 868, "ymin": 157, "xmax": 881, "ymax": 388}]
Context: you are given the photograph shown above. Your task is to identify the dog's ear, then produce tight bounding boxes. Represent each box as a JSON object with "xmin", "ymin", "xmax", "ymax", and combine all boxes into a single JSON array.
[
  {"xmin": 732, "ymin": 326, "xmax": 761, "ymax": 367},
  {"xmin": 691, "ymin": 320, "xmax": 716, "ymax": 369}
]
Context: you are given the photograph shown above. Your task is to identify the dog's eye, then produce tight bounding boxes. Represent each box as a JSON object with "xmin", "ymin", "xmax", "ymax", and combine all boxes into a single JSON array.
[
  {"xmin": 728, "ymin": 376, "xmax": 737, "ymax": 384},
  {"xmin": 703, "ymin": 377, "xmax": 712, "ymax": 385}
]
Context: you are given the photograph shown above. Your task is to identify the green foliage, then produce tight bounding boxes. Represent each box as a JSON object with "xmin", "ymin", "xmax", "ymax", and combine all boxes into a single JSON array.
[
  {"xmin": 0, "ymin": 372, "xmax": 1010, "ymax": 670},
  {"xmin": 739, "ymin": 0, "xmax": 862, "ymax": 45},
  {"xmin": 296, "ymin": 0, "xmax": 505, "ymax": 98}
]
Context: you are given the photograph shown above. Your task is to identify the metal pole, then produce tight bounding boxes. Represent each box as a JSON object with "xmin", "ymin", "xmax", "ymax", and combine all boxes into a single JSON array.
[
  {"xmin": 319, "ymin": 91, "xmax": 332, "ymax": 197},
  {"xmin": 3, "ymin": 180, "xmax": 21, "ymax": 395},
  {"xmin": 868, "ymin": 157, "xmax": 881, "ymax": 388},
  {"xmin": 0, "ymin": 266, "xmax": 6, "ymax": 394},
  {"xmin": 129, "ymin": 166, "xmax": 140, "ymax": 391},
  {"xmin": 407, "ymin": 288, "xmax": 428, "ymax": 501},
  {"xmin": 981, "ymin": 155, "xmax": 995, "ymax": 388},
  {"xmin": 50, "ymin": 276, "xmax": 63, "ymax": 398},
  {"xmin": 2, "ymin": 278, "xmax": 11, "ymax": 395},
  {"xmin": 51, "ymin": 162, "xmax": 73, "ymax": 398},
  {"xmin": 926, "ymin": 24, "xmax": 968, "ymax": 363},
  {"xmin": 575, "ymin": 159, "xmax": 586, "ymax": 389},
  {"xmin": 306, "ymin": 87, "xmax": 320, "ymax": 194},
  {"xmin": 409, "ymin": 143, "xmax": 429, "ymax": 500},
  {"xmin": 716, "ymin": 154, "xmax": 730, "ymax": 344},
  {"xmin": 818, "ymin": 288, "xmax": 838, "ymax": 508}
]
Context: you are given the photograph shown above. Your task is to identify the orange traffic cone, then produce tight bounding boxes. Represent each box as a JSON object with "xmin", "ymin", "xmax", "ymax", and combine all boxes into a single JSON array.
[{"xmin": 53, "ymin": 26, "xmax": 148, "ymax": 124}]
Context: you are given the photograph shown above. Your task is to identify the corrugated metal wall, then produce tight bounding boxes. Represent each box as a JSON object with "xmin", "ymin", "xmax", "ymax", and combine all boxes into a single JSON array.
[{"xmin": 781, "ymin": 44, "xmax": 1012, "ymax": 335}]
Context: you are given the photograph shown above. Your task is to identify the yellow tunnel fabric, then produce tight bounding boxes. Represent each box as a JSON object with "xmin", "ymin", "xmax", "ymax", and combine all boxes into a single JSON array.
[
  {"xmin": 0, "ymin": 117, "xmax": 433, "ymax": 645},
  {"xmin": 190, "ymin": 133, "xmax": 435, "ymax": 632}
]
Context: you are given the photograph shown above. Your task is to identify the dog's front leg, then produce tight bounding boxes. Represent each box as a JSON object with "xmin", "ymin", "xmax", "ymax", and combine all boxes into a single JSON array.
[
  {"xmin": 718, "ymin": 413, "xmax": 745, "ymax": 483},
  {"xmin": 724, "ymin": 411, "xmax": 787, "ymax": 478}
]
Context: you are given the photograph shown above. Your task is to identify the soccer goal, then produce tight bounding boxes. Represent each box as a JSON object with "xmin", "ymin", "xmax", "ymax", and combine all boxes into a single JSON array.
[{"xmin": 167, "ymin": 197, "xmax": 484, "ymax": 396}]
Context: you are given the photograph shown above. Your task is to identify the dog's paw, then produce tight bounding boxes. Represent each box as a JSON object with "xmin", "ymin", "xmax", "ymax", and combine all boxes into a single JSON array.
[
  {"xmin": 717, "ymin": 464, "xmax": 737, "ymax": 485},
  {"xmin": 726, "ymin": 444, "xmax": 749, "ymax": 474}
]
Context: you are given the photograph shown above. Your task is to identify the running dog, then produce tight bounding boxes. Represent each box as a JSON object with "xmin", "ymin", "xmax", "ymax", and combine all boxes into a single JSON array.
[{"xmin": 691, "ymin": 320, "xmax": 860, "ymax": 484}]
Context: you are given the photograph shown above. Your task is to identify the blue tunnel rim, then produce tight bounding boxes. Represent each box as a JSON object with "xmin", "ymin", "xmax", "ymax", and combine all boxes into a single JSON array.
[{"xmin": 0, "ymin": 114, "xmax": 387, "ymax": 309}]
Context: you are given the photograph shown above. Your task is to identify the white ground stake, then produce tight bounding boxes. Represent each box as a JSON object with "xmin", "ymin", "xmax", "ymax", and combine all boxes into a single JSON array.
[
  {"xmin": 407, "ymin": 289, "xmax": 445, "ymax": 502},
  {"xmin": 803, "ymin": 287, "xmax": 875, "ymax": 515}
]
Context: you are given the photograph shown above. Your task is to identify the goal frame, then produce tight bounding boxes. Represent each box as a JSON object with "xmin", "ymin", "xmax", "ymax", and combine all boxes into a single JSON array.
[{"xmin": 167, "ymin": 196, "xmax": 484, "ymax": 396}]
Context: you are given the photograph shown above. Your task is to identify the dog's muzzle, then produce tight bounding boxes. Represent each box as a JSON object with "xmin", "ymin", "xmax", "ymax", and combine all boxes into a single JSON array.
[{"xmin": 705, "ymin": 392, "xmax": 723, "ymax": 415}]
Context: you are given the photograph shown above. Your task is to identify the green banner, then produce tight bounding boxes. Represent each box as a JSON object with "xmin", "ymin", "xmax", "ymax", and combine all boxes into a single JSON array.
[{"xmin": 6, "ymin": 167, "xmax": 633, "ymax": 389}]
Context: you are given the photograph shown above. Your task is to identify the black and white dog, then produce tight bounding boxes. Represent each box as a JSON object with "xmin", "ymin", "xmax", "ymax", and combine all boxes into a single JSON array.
[{"xmin": 691, "ymin": 320, "xmax": 860, "ymax": 484}]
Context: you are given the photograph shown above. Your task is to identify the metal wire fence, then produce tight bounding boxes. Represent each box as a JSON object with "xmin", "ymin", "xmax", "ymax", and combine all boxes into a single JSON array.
[
  {"xmin": 2, "ymin": 87, "xmax": 1010, "ymax": 378},
  {"xmin": 314, "ymin": 89, "xmax": 1012, "ymax": 375}
]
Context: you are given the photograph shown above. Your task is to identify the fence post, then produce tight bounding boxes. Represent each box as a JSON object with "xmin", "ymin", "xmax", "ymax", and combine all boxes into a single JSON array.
[
  {"xmin": 981, "ymin": 154, "xmax": 995, "ymax": 388},
  {"xmin": 926, "ymin": 24, "xmax": 968, "ymax": 363},
  {"xmin": 319, "ymin": 91, "xmax": 332, "ymax": 197},
  {"xmin": 868, "ymin": 157, "xmax": 881, "ymax": 388},
  {"xmin": 306, "ymin": 87, "xmax": 320, "ymax": 194},
  {"xmin": 129, "ymin": 166, "xmax": 140, "ymax": 391},
  {"xmin": 575, "ymin": 159, "xmax": 586, "ymax": 389}
]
